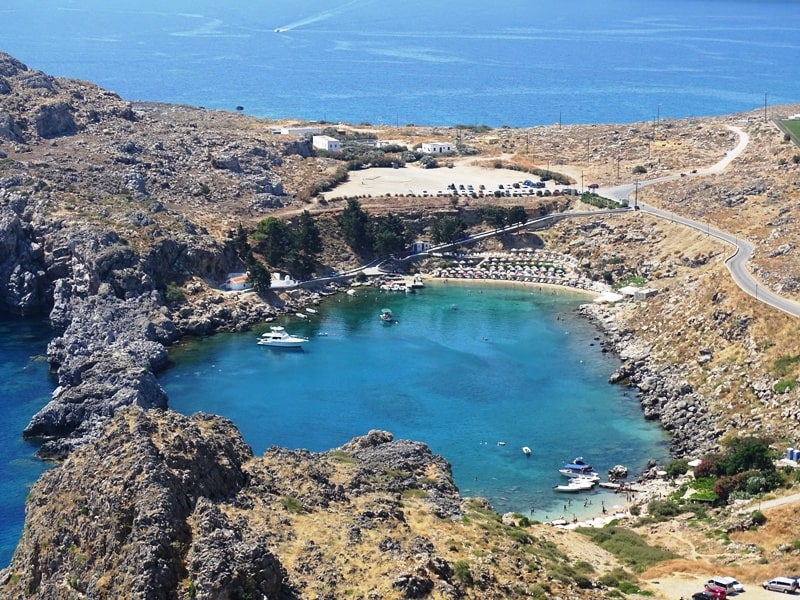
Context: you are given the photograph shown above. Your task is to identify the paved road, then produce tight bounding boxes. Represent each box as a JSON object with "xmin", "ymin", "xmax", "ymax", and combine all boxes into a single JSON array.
[{"xmin": 604, "ymin": 126, "xmax": 800, "ymax": 318}]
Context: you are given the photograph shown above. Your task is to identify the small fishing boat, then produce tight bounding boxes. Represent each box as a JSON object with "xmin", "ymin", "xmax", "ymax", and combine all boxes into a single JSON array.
[
  {"xmin": 380, "ymin": 308, "xmax": 394, "ymax": 323},
  {"xmin": 522, "ymin": 446, "xmax": 532, "ymax": 456}
]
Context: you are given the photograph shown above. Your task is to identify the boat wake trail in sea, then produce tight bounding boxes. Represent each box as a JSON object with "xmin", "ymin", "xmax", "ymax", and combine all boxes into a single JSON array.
[{"xmin": 274, "ymin": 0, "xmax": 373, "ymax": 32}]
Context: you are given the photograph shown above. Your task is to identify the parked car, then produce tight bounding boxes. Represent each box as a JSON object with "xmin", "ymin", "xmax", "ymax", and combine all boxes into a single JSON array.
[
  {"xmin": 706, "ymin": 576, "xmax": 744, "ymax": 594},
  {"xmin": 763, "ymin": 577, "xmax": 798, "ymax": 593},
  {"xmin": 693, "ymin": 592, "xmax": 716, "ymax": 600},
  {"xmin": 703, "ymin": 586, "xmax": 727, "ymax": 600}
]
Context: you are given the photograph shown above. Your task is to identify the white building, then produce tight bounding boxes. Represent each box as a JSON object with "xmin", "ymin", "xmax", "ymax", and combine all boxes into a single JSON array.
[
  {"xmin": 279, "ymin": 126, "xmax": 323, "ymax": 136},
  {"xmin": 312, "ymin": 135, "xmax": 341, "ymax": 152},
  {"xmin": 421, "ymin": 142, "xmax": 453, "ymax": 154},
  {"xmin": 220, "ymin": 272, "xmax": 249, "ymax": 291},
  {"xmin": 410, "ymin": 241, "xmax": 431, "ymax": 253}
]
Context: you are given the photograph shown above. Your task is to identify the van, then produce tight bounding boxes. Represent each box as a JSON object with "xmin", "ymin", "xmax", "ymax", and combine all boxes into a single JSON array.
[
  {"xmin": 762, "ymin": 577, "xmax": 798, "ymax": 593},
  {"xmin": 706, "ymin": 576, "xmax": 744, "ymax": 594}
]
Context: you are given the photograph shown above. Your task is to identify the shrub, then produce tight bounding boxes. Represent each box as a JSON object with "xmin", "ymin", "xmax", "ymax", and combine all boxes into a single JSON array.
[
  {"xmin": 577, "ymin": 526, "xmax": 677, "ymax": 571},
  {"xmin": 693, "ymin": 459, "xmax": 718, "ymax": 478},
  {"xmin": 664, "ymin": 458, "xmax": 690, "ymax": 478},
  {"xmin": 632, "ymin": 165, "xmax": 647, "ymax": 174},
  {"xmin": 647, "ymin": 499, "xmax": 684, "ymax": 520},
  {"xmin": 453, "ymin": 560, "xmax": 473, "ymax": 586},
  {"xmin": 280, "ymin": 495, "xmax": 305, "ymax": 514},
  {"xmin": 165, "ymin": 282, "xmax": 185, "ymax": 304},
  {"xmin": 751, "ymin": 510, "xmax": 767, "ymax": 526}
]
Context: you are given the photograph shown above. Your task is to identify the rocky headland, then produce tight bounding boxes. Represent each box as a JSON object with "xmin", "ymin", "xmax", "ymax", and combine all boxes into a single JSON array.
[
  {"xmin": 3, "ymin": 48, "xmax": 800, "ymax": 597},
  {"xmin": 0, "ymin": 409, "xmax": 594, "ymax": 599}
]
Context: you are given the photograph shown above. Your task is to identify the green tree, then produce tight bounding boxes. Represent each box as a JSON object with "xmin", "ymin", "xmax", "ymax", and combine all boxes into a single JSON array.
[
  {"xmin": 253, "ymin": 217, "xmax": 293, "ymax": 266},
  {"xmin": 338, "ymin": 198, "xmax": 372, "ymax": 251},
  {"xmin": 372, "ymin": 212, "xmax": 408, "ymax": 256},
  {"xmin": 430, "ymin": 216, "xmax": 466, "ymax": 244},
  {"xmin": 294, "ymin": 210, "xmax": 323, "ymax": 255},
  {"xmin": 720, "ymin": 436, "xmax": 775, "ymax": 476},
  {"xmin": 246, "ymin": 259, "xmax": 271, "ymax": 292},
  {"xmin": 232, "ymin": 223, "xmax": 250, "ymax": 259},
  {"xmin": 482, "ymin": 205, "xmax": 508, "ymax": 228},
  {"xmin": 508, "ymin": 205, "xmax": 528, "ymax": 225}
]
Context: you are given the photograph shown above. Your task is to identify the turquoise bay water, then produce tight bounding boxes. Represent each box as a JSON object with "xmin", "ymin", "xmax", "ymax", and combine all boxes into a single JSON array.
[
  {"xmin": 163, "ymin": 284, "xmax": 669, "ymax": 520},
  {"xmin": 0, "ymin": 317, "xmax": 53, "ymax": 567}
]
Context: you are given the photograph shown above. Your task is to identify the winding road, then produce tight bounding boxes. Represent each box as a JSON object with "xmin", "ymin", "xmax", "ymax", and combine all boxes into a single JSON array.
[{"xmin": 604, "ymin": 126, "xmax": 800, "ymax": 318}]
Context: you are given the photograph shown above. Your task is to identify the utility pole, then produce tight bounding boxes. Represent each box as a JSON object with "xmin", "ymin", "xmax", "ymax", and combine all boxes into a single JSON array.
[{"xmin": 656, "ymin": 104, "xmax": 660, "ymax": 139}]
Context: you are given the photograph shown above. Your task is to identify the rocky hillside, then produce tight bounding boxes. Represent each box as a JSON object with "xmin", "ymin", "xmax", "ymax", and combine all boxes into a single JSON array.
[
  {"xmin": 0, "ymin": 51, "xmax": 328, "ymax": 457},
  {"xmin": 0, "ymin": 408, "xmax": 605, "ymax": 599}
]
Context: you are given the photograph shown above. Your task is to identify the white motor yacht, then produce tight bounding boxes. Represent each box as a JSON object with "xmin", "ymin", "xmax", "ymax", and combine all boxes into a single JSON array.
[{"xmin": 257, "ymin": 326, "xmax": 308, "ymax": 348}]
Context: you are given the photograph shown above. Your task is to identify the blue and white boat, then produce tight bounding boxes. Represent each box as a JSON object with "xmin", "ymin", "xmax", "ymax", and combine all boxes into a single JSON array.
[{"xmin": 559, "ymin": 457, "xmax": 599, "ymax": 479}]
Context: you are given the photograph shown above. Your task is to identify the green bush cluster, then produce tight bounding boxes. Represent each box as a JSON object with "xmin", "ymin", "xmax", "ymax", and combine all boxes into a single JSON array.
[
  {"xmin": 577, "ymin": 526, "xmax": 678, "ymax": 572},
  {"xmin": 580, "ymin": 192, "xmax": 622, "ymax": 209}
]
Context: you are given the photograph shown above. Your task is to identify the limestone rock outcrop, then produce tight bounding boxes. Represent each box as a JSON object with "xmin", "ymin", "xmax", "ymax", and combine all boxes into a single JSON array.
[{"xmin": 2, "ymin": 412, "xmax": 588, "ymax": 599}]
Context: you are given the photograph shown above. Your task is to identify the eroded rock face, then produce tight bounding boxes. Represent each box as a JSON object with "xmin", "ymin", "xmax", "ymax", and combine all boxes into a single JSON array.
[
  {"xmin": 1, "ymin": 409, "xmax": 281, "ymax": 600},
  {"xmin": 1, "ymin": 415, "xmax": 502, "ymax": 600},
  {"xmin": 35, "ymin": 101, "xmax": 76, "ymax": 137}
]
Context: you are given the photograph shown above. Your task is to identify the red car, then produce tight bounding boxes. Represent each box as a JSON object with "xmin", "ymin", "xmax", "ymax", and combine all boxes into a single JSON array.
[{"xmin": 703, "ymin": 585, "xmax": 727, "ymax": 600}]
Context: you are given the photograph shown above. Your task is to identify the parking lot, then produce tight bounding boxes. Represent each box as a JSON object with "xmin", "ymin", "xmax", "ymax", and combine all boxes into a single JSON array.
[{"xmin": 328, "ymin": 159, "xmax": 581, "ymax": 200}]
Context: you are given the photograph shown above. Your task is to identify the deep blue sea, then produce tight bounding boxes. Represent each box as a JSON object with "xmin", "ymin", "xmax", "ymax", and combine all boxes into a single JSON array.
[
  {"xmin": 1, "ymin": 0, "xmax": 796, "ymax": 568},
  {"xmin": 1, "ymin": 0, "xmax": 798, "ymax": 127}
]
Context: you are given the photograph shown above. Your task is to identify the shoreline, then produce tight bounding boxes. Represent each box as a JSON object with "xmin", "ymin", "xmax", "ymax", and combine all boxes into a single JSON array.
[{"xmin": 422, "ymin": 275, "xmax": 601, "ymax": 300}]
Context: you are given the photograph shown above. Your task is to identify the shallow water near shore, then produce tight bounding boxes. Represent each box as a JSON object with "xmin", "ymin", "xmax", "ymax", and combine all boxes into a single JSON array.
[{"xmin": 163, "ymin": 283, "xmax": 670, "ymax": 521}]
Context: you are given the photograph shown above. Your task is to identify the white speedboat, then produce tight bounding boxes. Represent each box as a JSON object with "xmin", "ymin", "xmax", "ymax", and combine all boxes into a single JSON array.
[
  {"xmin": 522, "ymin": 446, "xmax": 532, "ymax": 456},
  {"xmin": 257, "ymin": 326, "xmax": 308, "ymax": 348},
  {"xmin": 553, "ymin": 479, "xmax": 595, "ymax": 493},
  {"xmin": 380, "ymin": 308, "xmax": 394, "ymax": 322}
]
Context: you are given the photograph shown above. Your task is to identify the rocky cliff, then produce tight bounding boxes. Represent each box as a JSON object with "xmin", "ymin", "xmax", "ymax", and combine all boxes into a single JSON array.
[
  {"xmin": 0, "ymin": 51, "xmax": 313, "ymax": 457},
  {"xmin": 0, "ymin": 409, "xmax": 595, "ymax": 599}
]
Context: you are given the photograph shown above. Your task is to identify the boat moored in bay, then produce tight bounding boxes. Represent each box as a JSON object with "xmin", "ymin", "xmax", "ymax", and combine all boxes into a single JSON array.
[
  {"xmin": 257, "ymin": 326, "xmax": 309, "ymax": 348},
  {"xmin": 559, "ymin": 457, "xmax": 599, "ymax": 479}
]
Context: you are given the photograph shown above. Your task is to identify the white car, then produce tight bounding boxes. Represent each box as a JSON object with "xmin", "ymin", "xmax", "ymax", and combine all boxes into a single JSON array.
[{"xmin": 763, "ymin": 577, "xmax": 798, "ymax": 593}]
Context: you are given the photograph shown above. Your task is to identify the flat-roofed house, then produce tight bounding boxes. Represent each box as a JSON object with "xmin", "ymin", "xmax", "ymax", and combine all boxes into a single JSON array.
[
  {"xmin": 279, "ymin": 126, "xmax": 323, "ymax": 135},
  {"xmin": 421, "ymin": 142, "xmax": 453, "ymax": 154},
  {"xmin": 312, "ymin": 135, "xmax": 341, "ymax": 152}
]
